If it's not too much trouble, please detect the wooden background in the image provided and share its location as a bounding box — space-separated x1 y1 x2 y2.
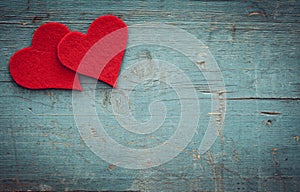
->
0 0 299 191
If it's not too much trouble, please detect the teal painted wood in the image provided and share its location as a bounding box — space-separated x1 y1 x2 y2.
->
0 0 299 191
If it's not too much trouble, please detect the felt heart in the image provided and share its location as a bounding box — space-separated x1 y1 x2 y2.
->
58 15 128 87
9 22 82 90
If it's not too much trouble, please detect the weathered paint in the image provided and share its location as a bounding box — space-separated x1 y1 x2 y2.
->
0 0 299 191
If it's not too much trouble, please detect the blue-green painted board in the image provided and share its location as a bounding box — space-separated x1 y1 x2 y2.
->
0 0 299 191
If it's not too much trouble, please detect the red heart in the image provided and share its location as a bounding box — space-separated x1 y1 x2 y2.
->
58 15 128 87
9 22 82 90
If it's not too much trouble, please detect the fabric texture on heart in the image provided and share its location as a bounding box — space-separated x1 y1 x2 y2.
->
9 22 82 90
58 15 128 87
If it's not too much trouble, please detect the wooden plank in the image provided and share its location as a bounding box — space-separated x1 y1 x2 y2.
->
0 0 299 191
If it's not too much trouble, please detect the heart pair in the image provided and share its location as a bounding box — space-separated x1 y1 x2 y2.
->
9 15 128 91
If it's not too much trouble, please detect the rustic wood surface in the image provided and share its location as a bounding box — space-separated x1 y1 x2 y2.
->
0 0 299 191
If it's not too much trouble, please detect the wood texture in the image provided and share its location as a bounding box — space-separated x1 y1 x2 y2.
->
0 0 299 191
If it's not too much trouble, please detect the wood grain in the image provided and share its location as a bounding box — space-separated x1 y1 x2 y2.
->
0 0 299 191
